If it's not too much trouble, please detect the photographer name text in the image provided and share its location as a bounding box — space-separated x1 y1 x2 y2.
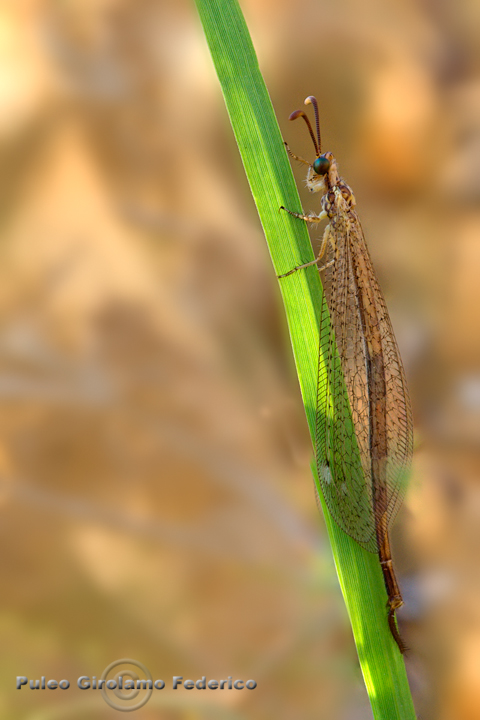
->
16 675 257 691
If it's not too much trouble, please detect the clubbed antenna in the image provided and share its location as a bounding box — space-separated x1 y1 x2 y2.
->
304 96 322 154
288 109 319 156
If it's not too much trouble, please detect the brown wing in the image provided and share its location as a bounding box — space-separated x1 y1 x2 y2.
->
315 212 413 553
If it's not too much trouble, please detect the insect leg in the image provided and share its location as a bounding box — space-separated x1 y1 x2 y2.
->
284 142 310 166
280 207 327 224
277 219 332 278
316 223 332 264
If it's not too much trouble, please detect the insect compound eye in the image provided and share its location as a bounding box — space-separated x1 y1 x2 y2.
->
313 156 330 176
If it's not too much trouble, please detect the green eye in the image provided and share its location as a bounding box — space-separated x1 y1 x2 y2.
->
313 156 330 175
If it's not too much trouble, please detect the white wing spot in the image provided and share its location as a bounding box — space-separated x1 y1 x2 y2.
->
320 464 333 484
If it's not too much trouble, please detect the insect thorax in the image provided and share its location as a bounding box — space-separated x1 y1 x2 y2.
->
322 180 357 225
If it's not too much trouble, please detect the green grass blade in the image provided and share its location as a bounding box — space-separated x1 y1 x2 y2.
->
194 0 416 717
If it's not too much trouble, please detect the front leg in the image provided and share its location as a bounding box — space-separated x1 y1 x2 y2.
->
284 142 310 166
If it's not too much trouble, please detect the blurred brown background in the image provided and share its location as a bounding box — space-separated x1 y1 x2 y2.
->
0 0 479 718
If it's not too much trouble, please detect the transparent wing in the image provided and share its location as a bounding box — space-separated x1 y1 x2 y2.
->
315 213 413 553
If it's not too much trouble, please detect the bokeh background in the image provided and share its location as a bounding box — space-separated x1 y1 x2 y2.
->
0 0 479 718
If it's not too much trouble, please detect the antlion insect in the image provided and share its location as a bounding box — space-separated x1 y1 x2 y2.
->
278 96 413 653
